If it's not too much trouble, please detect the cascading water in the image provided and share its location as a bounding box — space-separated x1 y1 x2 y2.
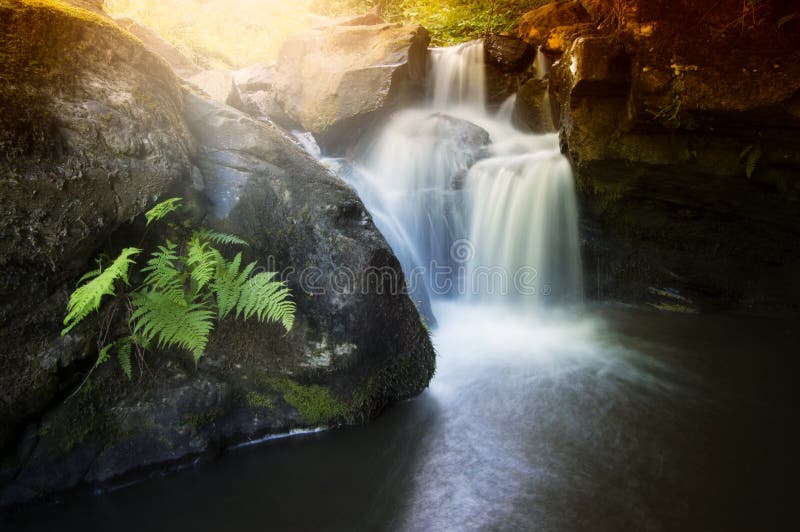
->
337 40 582 314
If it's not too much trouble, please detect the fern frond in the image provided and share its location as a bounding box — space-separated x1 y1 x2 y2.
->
198 230 249 247
213 252 256 319
96 344 112 367
141 242 187 305
236 272 295 331
145 197 182 226
186 236 218 293
131 290 215 361
116 337 133 379
62 247 141 335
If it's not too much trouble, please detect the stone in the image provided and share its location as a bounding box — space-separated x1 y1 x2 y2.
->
187 69 244 110
114 16 201 77
484 35 535 73
275 23 430 153
518 0 592 47
0 0 191 454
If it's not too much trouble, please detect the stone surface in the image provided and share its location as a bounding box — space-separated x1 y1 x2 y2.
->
518 0 592 47
542 0 800 311
232 63 296 127
114 16 201 77
513 78 556 133
187 69 244 110
0 0 191 454
275 22 430 153
484 34 535 73
0 2 434 506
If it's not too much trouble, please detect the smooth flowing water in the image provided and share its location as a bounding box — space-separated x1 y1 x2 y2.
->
4 42 796 532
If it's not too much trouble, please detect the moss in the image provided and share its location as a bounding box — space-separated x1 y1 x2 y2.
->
255 374 349 425
182 408 222 436
245 391 274 409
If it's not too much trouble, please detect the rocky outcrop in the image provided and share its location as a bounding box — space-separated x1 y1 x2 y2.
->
482 35 536 109
187 69 244 109
518 0 591 47
113 16 201 77
232 63 296 127
0 2 435 506
0 0 191 455
275 22 430 153
520 0 800 311
513 78 556 133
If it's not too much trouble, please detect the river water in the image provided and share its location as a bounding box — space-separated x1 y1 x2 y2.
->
5 305 796 531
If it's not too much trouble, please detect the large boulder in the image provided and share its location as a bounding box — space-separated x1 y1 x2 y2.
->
114 16 201 77
517 0 592 47
0 92 435 506
0 0 191 455
275 22 430 153
545 0 800 311
232 63 297 128
187 69 244 110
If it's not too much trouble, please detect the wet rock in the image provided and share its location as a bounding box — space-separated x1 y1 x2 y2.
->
0 0 191 454
484 35 535 73
275 22 430 153
513 78 556 133
232 63 297 127
518 0 592 47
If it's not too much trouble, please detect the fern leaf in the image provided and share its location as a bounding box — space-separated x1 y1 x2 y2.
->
131 290 215 362
145 197 182 226
141 242 187 305
62 247 141 335
116 337 133 379
236 272 296 331
213 252 256 319
746 146 761 179
198 230 249 247
186 236 218 293
95 343 112 367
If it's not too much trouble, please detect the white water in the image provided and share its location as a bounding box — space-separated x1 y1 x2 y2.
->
336 41 582 311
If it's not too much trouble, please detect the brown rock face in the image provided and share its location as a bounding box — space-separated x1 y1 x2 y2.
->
484 35 535 73
517 0 591 47
114 16 201 77
187 69 245 110
275 22 430 153
538 0 800 311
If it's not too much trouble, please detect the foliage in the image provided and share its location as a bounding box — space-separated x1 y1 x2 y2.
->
62 197 295 384
740 144 762 179
315 0 553 45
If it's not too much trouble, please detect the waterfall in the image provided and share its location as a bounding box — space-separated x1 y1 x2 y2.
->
334 40 582 316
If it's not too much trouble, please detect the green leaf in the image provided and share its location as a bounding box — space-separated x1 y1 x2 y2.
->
95 343 113 367
141 241 187 305
145 197 182 226
197 230 249 247
213 252 256 319
116 337 133 379
62 247 142 335
186 236 218 293
236 272 295 331
131 290 215 362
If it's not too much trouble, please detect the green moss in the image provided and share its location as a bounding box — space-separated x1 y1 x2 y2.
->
183 408 222 436
255 374 348 425
246 391 274 409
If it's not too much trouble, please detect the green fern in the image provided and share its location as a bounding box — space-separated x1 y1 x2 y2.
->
186 236 217 292
62 247 141 335
145 197 182 226
237 272 295 331
116 337 133 379
141 242 187 305
96 343 113 367
213 252 257 319
198 230 249 247
131 290 215 362
64 196 295 374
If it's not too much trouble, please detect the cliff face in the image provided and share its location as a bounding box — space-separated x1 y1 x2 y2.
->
520 0 800 311
0 0 434 505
